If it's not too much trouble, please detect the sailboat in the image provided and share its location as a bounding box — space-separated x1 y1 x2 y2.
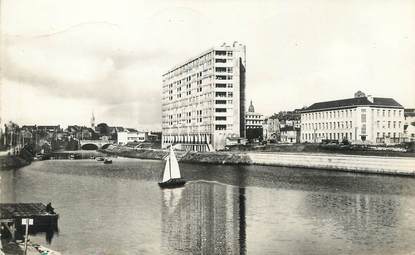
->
158 146 186 188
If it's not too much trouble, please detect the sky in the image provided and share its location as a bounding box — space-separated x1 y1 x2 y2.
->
1 0 414 131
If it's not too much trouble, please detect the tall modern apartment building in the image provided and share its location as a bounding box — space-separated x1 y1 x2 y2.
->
162 42 246 151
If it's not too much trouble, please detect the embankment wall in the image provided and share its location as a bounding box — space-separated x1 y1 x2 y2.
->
102 146 415 176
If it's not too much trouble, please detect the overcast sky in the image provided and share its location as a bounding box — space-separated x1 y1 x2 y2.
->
1 0 414 130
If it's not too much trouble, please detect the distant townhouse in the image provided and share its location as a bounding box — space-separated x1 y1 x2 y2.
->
276 110 301 129
262 117 280 142
37 125 61 133
147 132 162 142
280 126 300 143
300 91 404 144
66 125 96 140
245 100 264 141
263 110 301 143
404 108 415 142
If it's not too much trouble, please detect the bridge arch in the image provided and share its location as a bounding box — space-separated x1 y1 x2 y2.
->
81 143 99 150
101 144 111 149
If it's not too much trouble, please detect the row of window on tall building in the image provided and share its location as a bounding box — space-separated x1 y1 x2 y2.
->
303 121 354 130
303 132 353 141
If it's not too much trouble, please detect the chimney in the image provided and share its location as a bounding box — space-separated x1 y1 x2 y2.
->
367 95 374 103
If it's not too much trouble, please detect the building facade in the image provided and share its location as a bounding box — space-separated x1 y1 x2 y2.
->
404 108 415 142
280 126 300 143
162 42 246 151
300 92 404 144
117 130 147 145
262 117 280 142
245 100 263 141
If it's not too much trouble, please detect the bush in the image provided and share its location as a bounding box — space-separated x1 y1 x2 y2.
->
404 142 415 152
341 138 351 145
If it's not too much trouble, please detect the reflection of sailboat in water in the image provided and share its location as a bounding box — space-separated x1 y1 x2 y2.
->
159 146 186 188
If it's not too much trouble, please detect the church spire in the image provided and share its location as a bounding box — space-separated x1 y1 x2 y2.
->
90 111 95 128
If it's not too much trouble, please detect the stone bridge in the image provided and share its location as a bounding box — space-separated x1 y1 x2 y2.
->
79 140 114 150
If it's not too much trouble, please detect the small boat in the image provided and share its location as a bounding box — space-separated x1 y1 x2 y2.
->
103 158 112 164
96 157 104 161
158 146 186 188
70 154 81 160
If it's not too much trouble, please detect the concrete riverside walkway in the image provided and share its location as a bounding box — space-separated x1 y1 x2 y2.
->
247 152 415 176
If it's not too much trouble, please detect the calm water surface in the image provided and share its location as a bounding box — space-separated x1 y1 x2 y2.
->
1 157 415 255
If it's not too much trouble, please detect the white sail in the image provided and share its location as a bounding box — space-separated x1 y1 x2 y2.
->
169 147 181 179
161 155 171 182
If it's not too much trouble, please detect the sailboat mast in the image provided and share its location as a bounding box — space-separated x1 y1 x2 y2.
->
168 148 172 179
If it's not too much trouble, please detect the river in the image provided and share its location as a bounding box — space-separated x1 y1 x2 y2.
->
1 157 415 255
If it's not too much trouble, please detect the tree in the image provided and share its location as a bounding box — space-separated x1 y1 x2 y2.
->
96 123 111 136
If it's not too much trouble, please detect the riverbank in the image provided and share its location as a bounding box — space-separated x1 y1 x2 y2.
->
49 150 105 160
102 145 415 176
226 142 415 157
0 149 33 170
0 155 31 170
1 240 60 255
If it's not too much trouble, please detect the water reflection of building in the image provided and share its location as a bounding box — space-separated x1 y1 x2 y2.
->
161 183 245 254
304 192 400 246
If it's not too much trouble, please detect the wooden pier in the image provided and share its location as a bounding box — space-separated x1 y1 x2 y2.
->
0 203 58 241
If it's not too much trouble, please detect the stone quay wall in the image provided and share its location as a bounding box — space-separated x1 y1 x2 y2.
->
103 146 415 176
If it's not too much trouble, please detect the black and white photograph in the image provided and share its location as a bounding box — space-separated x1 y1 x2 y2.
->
1 0 415 254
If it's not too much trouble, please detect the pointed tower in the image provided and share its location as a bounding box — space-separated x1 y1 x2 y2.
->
248 100 255 113
90 111 95 128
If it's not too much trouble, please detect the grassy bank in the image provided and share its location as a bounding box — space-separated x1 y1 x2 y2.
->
101 145 252 164
180 151 252 165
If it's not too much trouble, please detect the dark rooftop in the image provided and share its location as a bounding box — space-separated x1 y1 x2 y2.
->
405 109 415 117
303 97 403 112
0 203 55 219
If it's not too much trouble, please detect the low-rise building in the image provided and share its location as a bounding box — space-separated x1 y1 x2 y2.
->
280 126 300 143
226 136 247 147
147 132 162 142
117 129 147 145
300 91 404 144
404 109 415 142
275 110 301 129
245 100 264 141
262 117 280 142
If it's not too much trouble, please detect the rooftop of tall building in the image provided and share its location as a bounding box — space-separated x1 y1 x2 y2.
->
303 92 403 112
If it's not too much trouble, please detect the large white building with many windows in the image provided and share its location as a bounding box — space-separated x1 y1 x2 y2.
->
300 92 404 144
162 42 246 151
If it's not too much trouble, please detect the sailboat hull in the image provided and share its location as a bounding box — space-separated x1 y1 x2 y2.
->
158 178 186 189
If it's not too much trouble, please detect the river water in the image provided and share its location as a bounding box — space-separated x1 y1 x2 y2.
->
1 157 415 255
